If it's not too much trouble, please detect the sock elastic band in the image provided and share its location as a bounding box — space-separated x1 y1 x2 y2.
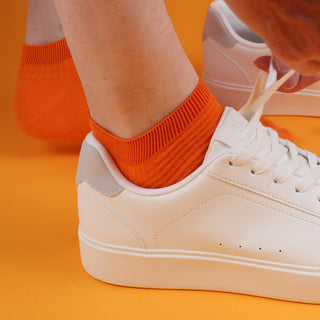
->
90 78 217 165
90 78 224 188
21 38 71 64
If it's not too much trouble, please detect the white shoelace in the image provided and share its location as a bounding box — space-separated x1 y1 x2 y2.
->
229 62 320 197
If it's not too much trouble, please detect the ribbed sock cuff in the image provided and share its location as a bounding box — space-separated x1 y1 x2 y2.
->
90 78 221 165
21 38 71 64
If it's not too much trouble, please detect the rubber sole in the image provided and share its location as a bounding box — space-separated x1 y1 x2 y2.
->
79 228 320 303
203 73 320 117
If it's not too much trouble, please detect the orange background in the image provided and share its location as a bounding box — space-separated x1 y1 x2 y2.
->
1 0 320 319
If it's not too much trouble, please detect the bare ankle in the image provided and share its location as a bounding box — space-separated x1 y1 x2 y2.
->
25 0 64 45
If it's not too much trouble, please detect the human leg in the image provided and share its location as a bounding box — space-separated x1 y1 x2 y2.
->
14 0 90 141
25 0 64 45
52 0 223 187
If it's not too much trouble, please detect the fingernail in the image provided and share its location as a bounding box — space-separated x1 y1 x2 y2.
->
253 57 270 72
254 59 263 69
282 72 299 90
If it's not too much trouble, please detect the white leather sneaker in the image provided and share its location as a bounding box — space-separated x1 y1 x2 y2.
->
76 69 320 303
202 0 320 117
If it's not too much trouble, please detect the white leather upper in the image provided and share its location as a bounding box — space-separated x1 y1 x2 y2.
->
78 106 320 267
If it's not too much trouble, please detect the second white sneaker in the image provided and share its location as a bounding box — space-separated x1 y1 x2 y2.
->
202 0 320 117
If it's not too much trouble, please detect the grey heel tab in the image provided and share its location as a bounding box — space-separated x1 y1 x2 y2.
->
76 140 124 196
202 3 236 47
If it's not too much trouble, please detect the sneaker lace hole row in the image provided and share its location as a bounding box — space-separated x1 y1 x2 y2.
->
218 243 284 253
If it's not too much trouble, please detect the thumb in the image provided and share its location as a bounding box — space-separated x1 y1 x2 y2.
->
274 58 299 90
254 56 270 73
254 56 299 92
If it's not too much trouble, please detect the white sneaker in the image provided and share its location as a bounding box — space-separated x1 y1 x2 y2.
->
202 0 320 117
76 69 320 303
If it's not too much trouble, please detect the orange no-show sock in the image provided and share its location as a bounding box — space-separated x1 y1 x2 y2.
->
90 78 224 188
14 38 90 141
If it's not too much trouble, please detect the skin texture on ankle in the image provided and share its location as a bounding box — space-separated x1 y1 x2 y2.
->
26 0 64 45
52 0 198 138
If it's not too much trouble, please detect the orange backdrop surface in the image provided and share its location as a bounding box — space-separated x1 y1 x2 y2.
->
1 1 320 319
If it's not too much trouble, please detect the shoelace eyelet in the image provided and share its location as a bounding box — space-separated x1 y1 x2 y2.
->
251 169 256 175
295 188 302 194
229 160 234 166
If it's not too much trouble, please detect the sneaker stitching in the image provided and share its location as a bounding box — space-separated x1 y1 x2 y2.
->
155 192 320 248
80 178 123 196
82 189 145 249
207 169 319 215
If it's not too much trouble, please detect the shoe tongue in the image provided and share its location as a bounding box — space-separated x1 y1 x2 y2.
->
203 107 248 164
214 107 249 145
204 108 315 181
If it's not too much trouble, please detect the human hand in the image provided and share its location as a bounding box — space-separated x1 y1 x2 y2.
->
254 56 320 93
225 0 320 92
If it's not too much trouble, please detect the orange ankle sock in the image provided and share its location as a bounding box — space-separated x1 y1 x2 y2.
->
90 79 223 188
14 38 90 141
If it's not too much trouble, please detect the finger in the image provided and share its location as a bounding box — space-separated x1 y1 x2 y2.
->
254 56 320 92
254 56 271 73
279 74 320 93
274 58 299 91
254 56 299 91
284 60 320 77
275 58 320 92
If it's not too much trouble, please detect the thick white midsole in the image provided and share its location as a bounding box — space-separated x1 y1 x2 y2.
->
79 227 320 303
203 73 320 117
